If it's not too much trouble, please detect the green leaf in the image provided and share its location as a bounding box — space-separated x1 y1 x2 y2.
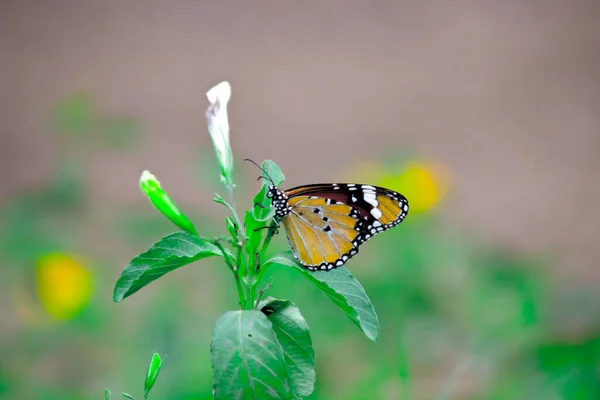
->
263 251 380 341
144 353 165 398
260 160 285 187
225 217 238 243
252 184 275 222
210 310 293 400
244 209 265 266
259 297 315 397
113 232 223 302
104 389 112 400
244 160 285 266
249 159 285 217
122 393 135 400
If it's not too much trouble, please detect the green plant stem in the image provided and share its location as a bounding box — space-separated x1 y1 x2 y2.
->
234 273 246 310
212 240 235 273
247 251 261 310
213 240 247 309
225 186 251 276
253 281 272 310
259 223 277 263
221 184 277 311
219 183 256 310
246 285 255 310
225 184 245 242
256 223 278 283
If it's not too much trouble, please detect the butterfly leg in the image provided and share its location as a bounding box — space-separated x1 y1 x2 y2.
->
253 224 279 234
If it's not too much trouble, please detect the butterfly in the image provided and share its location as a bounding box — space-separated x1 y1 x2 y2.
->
264 178 409 271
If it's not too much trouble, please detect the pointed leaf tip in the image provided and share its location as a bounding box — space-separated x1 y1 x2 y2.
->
144 353 165 397
263 252 380 341
113 232 222 302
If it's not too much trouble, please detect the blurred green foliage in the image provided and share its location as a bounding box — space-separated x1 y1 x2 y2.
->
1 95 599 399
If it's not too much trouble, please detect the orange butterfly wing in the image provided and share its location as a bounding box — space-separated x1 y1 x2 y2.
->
277 184 408 270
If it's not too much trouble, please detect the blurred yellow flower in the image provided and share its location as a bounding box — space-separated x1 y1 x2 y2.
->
36 253 92 320
384 161 450 213
347 159 451 214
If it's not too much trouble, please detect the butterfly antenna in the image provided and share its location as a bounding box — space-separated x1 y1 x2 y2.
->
244 158 275 185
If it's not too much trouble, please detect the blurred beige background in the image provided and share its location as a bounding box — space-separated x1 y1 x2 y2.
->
2 0 599 277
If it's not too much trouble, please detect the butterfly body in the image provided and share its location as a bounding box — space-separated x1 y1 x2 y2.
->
267 183 409 271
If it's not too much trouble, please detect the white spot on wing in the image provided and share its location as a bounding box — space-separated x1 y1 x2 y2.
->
370 207 383 218
364 194 378 207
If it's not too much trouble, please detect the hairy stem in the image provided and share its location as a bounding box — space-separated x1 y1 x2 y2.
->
256 222 278 283
213 240 247 309
224 183 259 310
225 184 245 242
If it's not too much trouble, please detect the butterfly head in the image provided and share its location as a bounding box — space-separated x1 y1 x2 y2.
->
267 185 290 218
